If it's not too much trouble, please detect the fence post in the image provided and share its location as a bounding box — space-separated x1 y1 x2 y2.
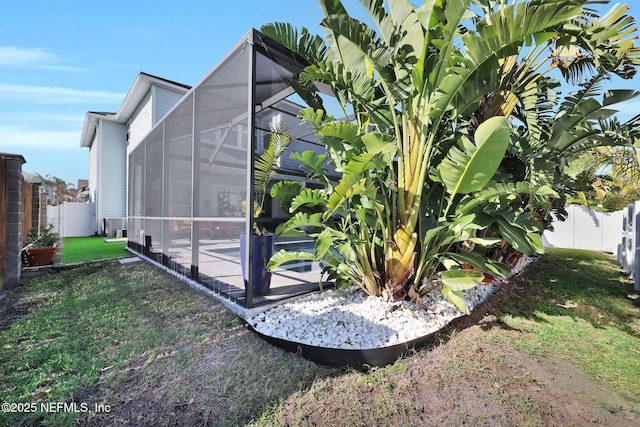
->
3 155 25 286
634 201 640 292
618 209 628 271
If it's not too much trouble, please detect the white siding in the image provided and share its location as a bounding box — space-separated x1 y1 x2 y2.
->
98 120 127 229
88 133 98 203
127 90 152 154
155 86 186 123
125 86 185 156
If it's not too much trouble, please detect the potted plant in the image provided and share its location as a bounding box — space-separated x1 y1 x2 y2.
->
240 120 291 295
23 224 59 266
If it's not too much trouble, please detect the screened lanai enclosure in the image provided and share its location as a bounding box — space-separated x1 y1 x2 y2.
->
128 29 340 309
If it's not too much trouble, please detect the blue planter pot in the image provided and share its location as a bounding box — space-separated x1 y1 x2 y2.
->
240 233 274 295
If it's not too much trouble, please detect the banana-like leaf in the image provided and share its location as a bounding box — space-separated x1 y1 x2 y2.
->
603 89 639 107
444 251 486 270
324 175 368 219
438 116 511 195
320 14 392 78
453 213 487 230
495 216 542 254
483 258 513 278
355 196 383 227
300 107 332 128
440 269 483 291
268 250 316 271
432 0 582 128
457 181 557 216
314 227 352 260
468 237 503 247
344 152 388 174
259 23 328 67
441 286 470 315
445 252 513 278
318 121 362 147
290 151 329 181
271 181 304 214
276 212 326 236
359 132 396 172
440 268 483 315
526 232 544 254
290 188 328 213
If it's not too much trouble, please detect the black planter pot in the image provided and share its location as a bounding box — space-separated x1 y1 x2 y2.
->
240 233 274 295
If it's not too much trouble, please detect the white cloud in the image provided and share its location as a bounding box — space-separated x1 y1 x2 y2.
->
0 46 55 66
0 84 125 105
2 111 85 125
0 46 79 70
0 125 82 150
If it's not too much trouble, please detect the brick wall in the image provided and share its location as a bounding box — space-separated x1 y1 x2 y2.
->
1 153 38 289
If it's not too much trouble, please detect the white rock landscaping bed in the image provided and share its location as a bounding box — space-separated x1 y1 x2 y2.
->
248 257 536 350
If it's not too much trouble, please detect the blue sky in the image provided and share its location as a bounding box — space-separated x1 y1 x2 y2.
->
1 0 639 186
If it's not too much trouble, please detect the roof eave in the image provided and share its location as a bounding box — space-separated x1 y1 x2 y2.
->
114 72 190 123
79 112 116 148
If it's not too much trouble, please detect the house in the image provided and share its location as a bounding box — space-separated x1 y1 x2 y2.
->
80 72 191 236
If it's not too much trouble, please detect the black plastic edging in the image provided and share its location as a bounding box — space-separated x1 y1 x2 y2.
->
247 324 438 371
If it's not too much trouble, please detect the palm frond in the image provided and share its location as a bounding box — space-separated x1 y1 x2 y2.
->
253 121 291 218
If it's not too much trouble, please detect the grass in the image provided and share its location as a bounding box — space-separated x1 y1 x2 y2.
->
0 262 331 426
61 236 129 264
1 248 639 425
496 248 640 395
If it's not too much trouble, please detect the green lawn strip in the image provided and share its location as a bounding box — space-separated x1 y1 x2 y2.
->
498 248 640 397
0 264 219 426
0 262 330 426
62 237 128 264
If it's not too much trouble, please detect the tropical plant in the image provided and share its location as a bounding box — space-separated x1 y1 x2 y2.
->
462 1 640 231
262 0 639 313
26 224 59 249
497 74 640 230
564 146 640 211
251 120 292 235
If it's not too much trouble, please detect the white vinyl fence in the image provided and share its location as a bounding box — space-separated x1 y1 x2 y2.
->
542 202 640 292
47 202 96 238
542 205 624 253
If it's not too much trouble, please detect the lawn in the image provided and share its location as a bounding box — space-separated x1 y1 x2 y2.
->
61 236 129 264
1 249 639 426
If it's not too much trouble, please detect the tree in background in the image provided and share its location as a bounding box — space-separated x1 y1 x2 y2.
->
33 174 80 205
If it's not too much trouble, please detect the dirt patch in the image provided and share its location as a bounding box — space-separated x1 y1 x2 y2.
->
0 280 45 333
518 352 639 426
259 276 640 427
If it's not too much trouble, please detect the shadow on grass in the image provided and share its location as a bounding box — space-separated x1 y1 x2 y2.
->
495 249 640 337
428 248 640 347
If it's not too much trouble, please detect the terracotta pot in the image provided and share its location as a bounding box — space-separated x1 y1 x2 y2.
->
25 247 57 266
